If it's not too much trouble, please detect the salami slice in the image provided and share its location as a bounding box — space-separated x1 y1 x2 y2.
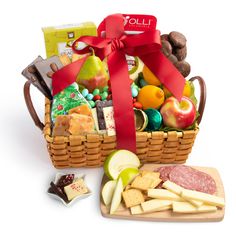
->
169 165 216 194
155 166 176 182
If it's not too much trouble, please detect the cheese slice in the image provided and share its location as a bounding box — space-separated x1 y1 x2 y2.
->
187 199 203 208
141 199 172 213
162 180 203 207
173 201 217 213
181 189 225 208
130 204 172 215
147 189 184 201
162 180 183 195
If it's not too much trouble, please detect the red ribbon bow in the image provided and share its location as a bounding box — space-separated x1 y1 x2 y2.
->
52 14 185 153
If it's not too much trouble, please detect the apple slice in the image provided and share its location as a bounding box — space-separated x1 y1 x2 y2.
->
104 150 140 180
118 167 139 187
110 177 123 214
101 180 117 206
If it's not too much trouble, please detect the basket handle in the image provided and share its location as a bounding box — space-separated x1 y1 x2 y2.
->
189 76 206 125
23 81 45 131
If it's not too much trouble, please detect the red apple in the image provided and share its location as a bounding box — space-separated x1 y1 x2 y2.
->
160 96 196 129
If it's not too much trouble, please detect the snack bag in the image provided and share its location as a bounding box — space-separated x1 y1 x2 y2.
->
51 83 89 122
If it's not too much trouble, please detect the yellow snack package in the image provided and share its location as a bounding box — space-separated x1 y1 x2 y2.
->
42 22 97 58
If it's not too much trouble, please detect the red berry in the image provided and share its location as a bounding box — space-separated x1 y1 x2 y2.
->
70 93 75 98
108 80 111 87
133 98 137 103
93 95 101 101
57 104 63 110
133 102 143 109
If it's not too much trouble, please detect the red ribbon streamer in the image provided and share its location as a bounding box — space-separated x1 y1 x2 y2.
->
52 14 185 153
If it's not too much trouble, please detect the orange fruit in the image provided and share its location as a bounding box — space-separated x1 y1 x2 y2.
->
142 65 161 86
137 85 165 110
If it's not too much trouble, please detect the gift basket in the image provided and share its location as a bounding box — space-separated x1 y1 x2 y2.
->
23 14 206 169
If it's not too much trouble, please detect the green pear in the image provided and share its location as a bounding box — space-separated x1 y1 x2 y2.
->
76 52 108 92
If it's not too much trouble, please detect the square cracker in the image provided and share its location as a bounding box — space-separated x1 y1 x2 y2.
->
122 189 144 208
142 171 162 188
141 171 160 179
131 176 154 190
131 173 162 190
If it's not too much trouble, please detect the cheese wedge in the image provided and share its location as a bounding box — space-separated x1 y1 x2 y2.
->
147 189 184 201
141 199 172 213
181 189 225 208
162 180 203 207
173 201 217 213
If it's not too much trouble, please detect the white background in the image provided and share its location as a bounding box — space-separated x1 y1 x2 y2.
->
1 0 236 235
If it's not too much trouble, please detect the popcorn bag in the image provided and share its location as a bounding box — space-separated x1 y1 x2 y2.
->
22 14 206 168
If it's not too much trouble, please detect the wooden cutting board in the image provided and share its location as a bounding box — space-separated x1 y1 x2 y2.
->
100 164 225 222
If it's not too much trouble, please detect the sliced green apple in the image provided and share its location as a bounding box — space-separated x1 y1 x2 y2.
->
104 150 140 180
118 167 139 187
110 177 123 214
101 180 117 206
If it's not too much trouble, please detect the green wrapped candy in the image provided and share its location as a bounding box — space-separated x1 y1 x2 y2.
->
51 83 90 122
144 108 162 131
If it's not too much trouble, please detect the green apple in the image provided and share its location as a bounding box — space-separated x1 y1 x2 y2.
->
110 177 123 214
104 150 140 180
118 167 139 187
101 180 117 206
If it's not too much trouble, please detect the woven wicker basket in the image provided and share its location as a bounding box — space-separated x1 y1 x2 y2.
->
24 76 206 169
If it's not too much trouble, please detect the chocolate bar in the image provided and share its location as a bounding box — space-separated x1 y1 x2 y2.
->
103 106 116 136
57 174 74 187
95 100 113 130
50 182 68 202
34 55 63 91
21 56 52 99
